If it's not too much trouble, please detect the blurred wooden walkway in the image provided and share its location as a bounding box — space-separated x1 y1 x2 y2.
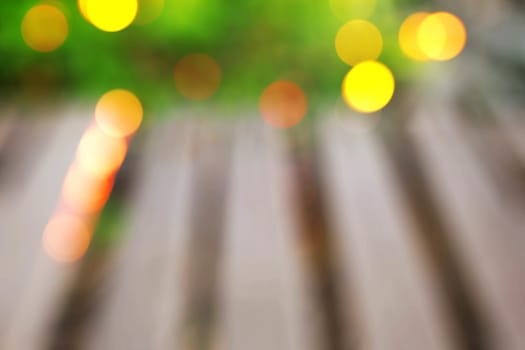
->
1 83 525 350
2 0 525 348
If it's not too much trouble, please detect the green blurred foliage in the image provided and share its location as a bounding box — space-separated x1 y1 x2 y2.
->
1 0 427 115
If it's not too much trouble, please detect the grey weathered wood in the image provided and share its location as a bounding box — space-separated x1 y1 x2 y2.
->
481 10 525 62
0 111 15 152
319 118 458 350
488 102 525 167
178 119 233 350
84 120 195 350
0 110 90 349
0 115 57 194
409 102 525 349
217 120 319 350
0 116 59 231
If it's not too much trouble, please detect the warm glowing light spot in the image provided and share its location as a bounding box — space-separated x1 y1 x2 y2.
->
174 54 222 101
62 164 114 214
335 20 383 66
21 4 68 53
259 81 308 129
418 12 467 61
399 12 430 61
43 214 92 263
342 61 395 114
135 0 165 25
329 0 377 21
85 0 138 32
95 89 143 138
76 126 127 178
78 0 89 20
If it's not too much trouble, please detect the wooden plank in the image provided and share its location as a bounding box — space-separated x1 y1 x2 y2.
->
179 120 232 350
0 114 59 238
0 117 50 334
319 118 458 350
0 110 90 349
488 102 525 167
0 108 15 152
217 121 319 350
84 120 195 350
0 113 56 194
409 102 525 349
482 10 525 63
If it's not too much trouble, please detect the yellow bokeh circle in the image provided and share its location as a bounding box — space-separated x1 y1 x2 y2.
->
399 12 430 61
342 61 395 114
95 89 143 138
418 12 467 61
78 0 89 20
85 0 138 32
335 20 383 66
21 4 68 53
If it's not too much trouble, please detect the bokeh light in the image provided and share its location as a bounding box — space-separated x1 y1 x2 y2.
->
62 164 114 214
76 125 128 178
399 12 430 61
43 214 92 263
21 4 68 53
41 92 136 264
335 20 383 66
135 0 165 25
95 89 143 138
78 0 89 20
329 0 377 21
85 0 138 32
342 61 395 114
259 80 307 129
174 54 222 101
418 12 467 61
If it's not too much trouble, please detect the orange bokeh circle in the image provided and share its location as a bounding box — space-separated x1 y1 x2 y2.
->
259 81 308 129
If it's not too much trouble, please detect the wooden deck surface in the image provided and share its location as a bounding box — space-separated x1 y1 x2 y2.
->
1 8 525 345
0 97 523 350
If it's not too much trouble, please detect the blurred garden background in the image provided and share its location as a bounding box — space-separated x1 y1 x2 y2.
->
3 0 514 119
